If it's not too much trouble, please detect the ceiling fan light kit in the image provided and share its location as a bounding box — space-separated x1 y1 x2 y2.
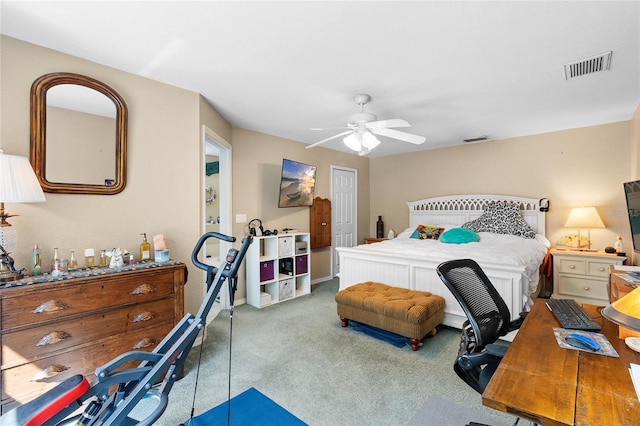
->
306 94 426 155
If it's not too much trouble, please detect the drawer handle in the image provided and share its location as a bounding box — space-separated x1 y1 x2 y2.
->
132 337 157 349
598 267 605 272
30 364 69 382
583 286 591 291
133 311 157 322
321 222 327 226
131 283 156 295
569 265 576 269
36 331 71 347
32 300 70 314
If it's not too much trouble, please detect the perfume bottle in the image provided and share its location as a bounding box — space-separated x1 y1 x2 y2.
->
99 249 108 267
140 233 151 261
31 244 41 275
51 247 62 276
68 250 78 269
85 248 95 267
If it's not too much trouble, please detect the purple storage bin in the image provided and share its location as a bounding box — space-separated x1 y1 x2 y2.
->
295 255 308 275
260 260 275 282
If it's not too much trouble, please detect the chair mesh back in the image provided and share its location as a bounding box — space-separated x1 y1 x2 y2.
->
437 259 512 350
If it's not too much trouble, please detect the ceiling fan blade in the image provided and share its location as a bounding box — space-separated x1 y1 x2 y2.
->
366 119 411 129
370 128 426 144
310 126 350 131
305 130 354 149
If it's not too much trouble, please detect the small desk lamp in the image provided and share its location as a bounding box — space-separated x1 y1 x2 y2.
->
602 287 640 352
0 150 46 282
564 206 605 250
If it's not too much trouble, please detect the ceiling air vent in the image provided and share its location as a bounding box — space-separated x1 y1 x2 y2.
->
463 136 488 143
564 51 612 80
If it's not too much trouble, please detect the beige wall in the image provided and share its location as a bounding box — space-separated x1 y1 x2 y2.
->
370 121 633 254
1 36 231 315
230 127 370 296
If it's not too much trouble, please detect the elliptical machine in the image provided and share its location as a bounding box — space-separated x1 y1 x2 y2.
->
0 232 252 426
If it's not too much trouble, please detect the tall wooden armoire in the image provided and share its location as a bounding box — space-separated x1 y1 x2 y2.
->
310 197 331 249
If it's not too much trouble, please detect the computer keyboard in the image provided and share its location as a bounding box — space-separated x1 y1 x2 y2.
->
545 298 602 331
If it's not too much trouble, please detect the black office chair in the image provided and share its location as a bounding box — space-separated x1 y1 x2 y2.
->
436 258 526 394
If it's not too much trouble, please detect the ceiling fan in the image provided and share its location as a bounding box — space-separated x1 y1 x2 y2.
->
306 94 426 156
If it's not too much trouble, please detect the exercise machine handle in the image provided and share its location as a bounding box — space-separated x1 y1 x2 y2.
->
191 232 236 271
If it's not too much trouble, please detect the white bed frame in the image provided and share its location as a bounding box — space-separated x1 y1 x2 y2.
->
336 194 546 329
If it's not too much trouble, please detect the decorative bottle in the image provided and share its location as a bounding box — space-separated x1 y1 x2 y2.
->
85 248 95 267
99 249 108 267
140 233 151 261
31 244 41 275
68 250 78 270
51 247 61 276
376 216 384 238
615 235 624 254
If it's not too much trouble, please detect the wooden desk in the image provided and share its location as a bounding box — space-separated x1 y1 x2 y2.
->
482 299 640 425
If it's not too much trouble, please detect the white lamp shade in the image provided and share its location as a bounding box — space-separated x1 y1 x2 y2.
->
0 152 46 203
362 131 381 150
564 207 605 228
343 133 361 152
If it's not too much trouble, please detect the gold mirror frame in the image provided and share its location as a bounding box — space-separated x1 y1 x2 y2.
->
30 72 127 195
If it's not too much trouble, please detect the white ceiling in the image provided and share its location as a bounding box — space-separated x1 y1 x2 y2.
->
2 1 639 157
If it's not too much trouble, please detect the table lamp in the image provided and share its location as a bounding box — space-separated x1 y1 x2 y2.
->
564 206 605 250
0 150 46 282
602 287 640 352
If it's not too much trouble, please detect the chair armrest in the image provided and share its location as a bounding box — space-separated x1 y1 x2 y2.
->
457 350 502 371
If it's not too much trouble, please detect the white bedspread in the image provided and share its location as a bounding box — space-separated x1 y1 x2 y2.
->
358 232 550 302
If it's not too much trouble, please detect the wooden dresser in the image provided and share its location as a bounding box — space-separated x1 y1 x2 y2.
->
0 261 187 414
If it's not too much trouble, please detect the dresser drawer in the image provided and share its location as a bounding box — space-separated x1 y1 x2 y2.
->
2 298 175 368
587 261 613 278
557 258 586 275
556 275 608 301
1 321 173 406
1 270 176 330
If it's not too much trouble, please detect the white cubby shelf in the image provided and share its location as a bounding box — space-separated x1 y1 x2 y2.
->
246 233 310 308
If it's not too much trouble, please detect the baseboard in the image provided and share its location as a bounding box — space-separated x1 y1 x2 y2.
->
312 276 334 285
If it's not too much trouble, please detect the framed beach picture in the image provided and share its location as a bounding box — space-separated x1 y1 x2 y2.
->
278 158 316 208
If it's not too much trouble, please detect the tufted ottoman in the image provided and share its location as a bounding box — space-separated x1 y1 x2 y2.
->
335 282 445 351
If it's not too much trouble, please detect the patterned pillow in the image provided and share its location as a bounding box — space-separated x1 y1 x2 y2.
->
462 201 536 239
410 224 445 240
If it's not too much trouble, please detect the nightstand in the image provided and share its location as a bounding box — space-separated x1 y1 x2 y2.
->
551 248 627 306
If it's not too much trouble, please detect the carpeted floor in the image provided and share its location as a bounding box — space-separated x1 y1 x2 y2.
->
151 278 515 425
408 395 512 426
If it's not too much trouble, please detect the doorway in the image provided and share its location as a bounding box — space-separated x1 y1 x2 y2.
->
202 125 232 311
331 166 357 277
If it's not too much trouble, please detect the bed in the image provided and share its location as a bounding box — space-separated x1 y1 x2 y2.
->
336 194 550 329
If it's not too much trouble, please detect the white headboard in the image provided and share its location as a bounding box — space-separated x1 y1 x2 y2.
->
406 194 546 236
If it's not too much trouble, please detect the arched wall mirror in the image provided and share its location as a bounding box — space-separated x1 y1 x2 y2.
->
30 72 127 194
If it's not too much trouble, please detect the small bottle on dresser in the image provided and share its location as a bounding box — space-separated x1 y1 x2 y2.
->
31 244 41 275
140 233 151 261
85 248 95 267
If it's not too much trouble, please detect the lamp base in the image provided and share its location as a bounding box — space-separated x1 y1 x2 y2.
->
0 254 24 283
0 268 23 283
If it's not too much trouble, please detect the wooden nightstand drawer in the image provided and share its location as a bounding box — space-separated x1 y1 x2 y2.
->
588 261 613 277
551 249 627 306
557 276 609 301
557 258 586 275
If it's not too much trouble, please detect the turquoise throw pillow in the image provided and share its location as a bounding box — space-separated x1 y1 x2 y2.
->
440 227 480 244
